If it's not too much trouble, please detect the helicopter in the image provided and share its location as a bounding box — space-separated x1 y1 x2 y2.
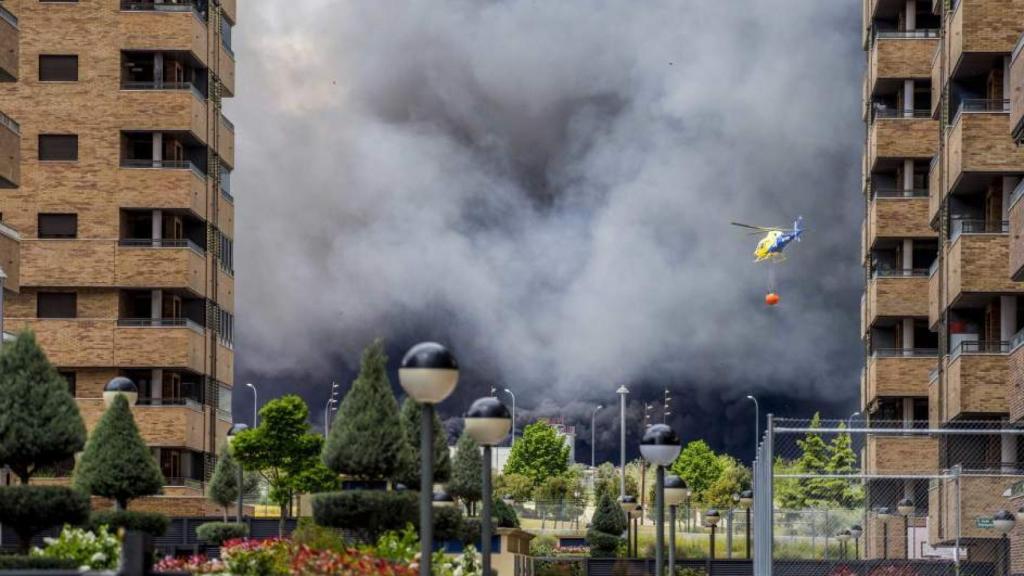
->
731 217 804 263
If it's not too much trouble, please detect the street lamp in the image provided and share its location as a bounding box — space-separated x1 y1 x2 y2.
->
245 382 258 426
103 376 139 408
665 475 688 576
876 507 893 559
432 490 457 508
465 396 512 576
399 342 459 576
641 424 682 576
591 405 603 468
746 395 759 452
849 524 863 560
705 509 721 561
632 505 643 556
502 388 516 447
836 529 851 560
323 382 339 435
0 266 6 347
739 490 753 559
619 495 638 557
617 386 629 499
993 509 1016 576
897 497 915 560
227 423 248 522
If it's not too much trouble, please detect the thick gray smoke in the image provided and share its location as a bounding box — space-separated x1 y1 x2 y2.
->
229 1 864 411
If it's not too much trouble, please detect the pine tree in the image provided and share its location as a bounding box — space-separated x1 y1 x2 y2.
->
75 394 165 510
447 432 482 515
586 492 626 557
323 340 411 481
795 413 831 506
823 423 861 507
503 421 569 487
399 397 451 486
207 450 259 521
0 331 86 483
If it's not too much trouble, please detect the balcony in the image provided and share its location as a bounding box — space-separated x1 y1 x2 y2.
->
944 0 1024 85
117 163 208 220
216 341 233 386
942 101 1024 197
930 475 1022 544
944 227 1024 307
1013 34 1024 145
120 1 209 67
0 222 18 293
217 115 234 168
868 31 938 96
1011 183 1024 280
866 270 930 324
119 84 209 145
868 112 938 171
216 267 234 312
867 188 933 248
865 434 939 475
220 0 236 24
115 239 207 295
0 111 19 189
218 43 235 97
940 341 1009 422
1010 335 1024 422
77 397 211 453
0 4 17 82
865 349 937 403
20 240 115 288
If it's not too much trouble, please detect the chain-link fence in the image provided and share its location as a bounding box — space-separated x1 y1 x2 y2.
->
753 416 1024 576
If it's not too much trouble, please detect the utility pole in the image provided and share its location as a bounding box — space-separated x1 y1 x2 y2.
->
617 386 629 499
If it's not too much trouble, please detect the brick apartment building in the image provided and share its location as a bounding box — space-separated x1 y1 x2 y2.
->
0 0 237 516
862 0 1024 568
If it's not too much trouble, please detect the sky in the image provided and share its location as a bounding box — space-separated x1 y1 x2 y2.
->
227 0 865 464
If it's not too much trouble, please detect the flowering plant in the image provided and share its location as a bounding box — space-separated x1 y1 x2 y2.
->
31 524 120 570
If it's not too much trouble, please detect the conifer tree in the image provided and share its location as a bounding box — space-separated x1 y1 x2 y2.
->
586 492 626 557
399 397 451 486
207 449 259 521
795 412 830 506
323 340 411 481
823 423 861 507
75 394 165 510
447 432 483 515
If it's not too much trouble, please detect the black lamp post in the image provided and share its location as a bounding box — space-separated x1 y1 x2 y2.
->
632 506 642 556
877 507 893 560
739 490 753 559
705 509 721 561
665 475 688 576
641 424 682 576
993 509 1016 576
850 525 863 560
836 529 851 560
897 498 915 560
399 343 459 576
619 496 638 557
227 423 248 522
465 397 512 576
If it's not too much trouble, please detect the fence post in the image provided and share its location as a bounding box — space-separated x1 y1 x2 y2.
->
952 464 961 572
119 531 153 576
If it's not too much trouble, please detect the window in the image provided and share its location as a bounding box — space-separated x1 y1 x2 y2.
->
37 292 76 319
214 306 233 345
39 55 78 82
58 371 76 396
216 230 233 273
38 213 77 238
38 134 78 161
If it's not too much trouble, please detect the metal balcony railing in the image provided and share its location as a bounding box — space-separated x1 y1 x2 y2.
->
871 348 939 357
1011 326 1024 352
136 397 203 410
956 462 1024 475
117 317 205 334
118 238 206 255
951 340 1010 357
872 268 930 278
121 158 207 179
0 110 20 136
121 81 205 101
929 258 940 277
950 218 1008 240
872 106 932 120
929 367 939 382
1011 179 1024 211
0 4 17 28
959 98 1011 114
120 0 204 20
164 477 205 490
873 187 929 198
874 29 940 40
220 114 235 132
863 419 932 431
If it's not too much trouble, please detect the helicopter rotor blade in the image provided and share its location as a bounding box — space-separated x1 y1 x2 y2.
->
732 222 783 232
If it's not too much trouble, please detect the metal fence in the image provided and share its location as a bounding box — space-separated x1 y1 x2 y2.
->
753 416 1024 576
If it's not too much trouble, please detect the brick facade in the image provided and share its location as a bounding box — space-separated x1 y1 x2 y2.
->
866 355 935 401
869 118 940 168
871 37 938 84
869 197 934 242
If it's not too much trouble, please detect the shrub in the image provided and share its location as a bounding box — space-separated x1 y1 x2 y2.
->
586 493 626 558
0 554 80 570
433 506 464 542
291 517 347 552
312 490 418 541
530 533 558 556
460 518 481 547
31 524 119 570
0 486 90 552
493 497 519 528
374 525 419 563
89 510 169 536
196 522 249 546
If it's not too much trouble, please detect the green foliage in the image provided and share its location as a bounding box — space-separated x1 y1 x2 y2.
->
231 395 326 534
88 510 168 537
586 492 625 557
207 449 260 520
703 456 752 508
594 462 637 504
530 534 558 556
774 413 862 510
31 524 119 570
434 545 481 576
312 490 418 541
0 486 90 553
373 524 419 563
823 423 863 507
460 518 480 546
433 506 464 541
0 555 80 570
503 421 570 487
793 412 830 506
447 432 482 512
323 340 411 482
399 397 451 486
290 518 346 552
494 472 534 503
670 440 724 505
74 394 164 508
196 522 249 545
493 496 519 528
0 331 86 484
221 540 291 576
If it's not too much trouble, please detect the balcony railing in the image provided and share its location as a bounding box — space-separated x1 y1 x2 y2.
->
135 397 203 410
118 238 206 255
951 340 1011 357
929 367 939 382
873 187 929 198
164 477 204 490
0 110 20 136
1012 326 1024 352
121 159 206 179
950 218 1008 240
864 419 931 430
871 348 939 357
956 462 1024 475
120 0 205 21
0 4 17 28
117 317 205 333
873 28 940 40
220 114 234 132
960 99 1011 114
121 81 205 101
872 107 932 120
872 268 930 278
929 258 940 277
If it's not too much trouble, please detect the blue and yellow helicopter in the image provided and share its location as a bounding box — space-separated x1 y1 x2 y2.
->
731 217 804 263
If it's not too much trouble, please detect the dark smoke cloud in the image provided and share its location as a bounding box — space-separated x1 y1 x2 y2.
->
228 0 864 461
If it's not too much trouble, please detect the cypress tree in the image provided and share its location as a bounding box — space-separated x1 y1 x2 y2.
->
399 397 451 486
323 340 411 481
0 331 85 483
824 423 861 507
795 412 830 506
447 432 482 515
207 450 259 521
75 394 165 510
586 492 626 557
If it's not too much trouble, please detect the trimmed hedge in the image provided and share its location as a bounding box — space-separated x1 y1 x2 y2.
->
0 486 90 552
89 510 169 536
0 555 80 570
460 518 481 547
433 506 463 542
196 522 249 545
313 490 418 541
493 498 519 528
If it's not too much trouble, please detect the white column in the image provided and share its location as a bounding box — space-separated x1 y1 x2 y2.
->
903 318 916 354
154 53 164 88
151 209 162 244
1002 296 1017 340
903 397 914 429
905 0 917 30
902 239 914 272
151 369 163 401
903 80 915 118
151 289 162 321
152 132 163 168
1004 177 1015 220
903 159 915 196
1002 433 1017 473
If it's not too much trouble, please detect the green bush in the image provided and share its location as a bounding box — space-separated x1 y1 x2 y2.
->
291 518 346 552
196 522 249 545
0 554 80 570
433 506 464 542
0 486 90 552
88 510 169 536
586 493 625 558
460 518 481 546
493 497 519 528
530 533 558 556
676 569 706 576
312 490 418 541
31 524 119 570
